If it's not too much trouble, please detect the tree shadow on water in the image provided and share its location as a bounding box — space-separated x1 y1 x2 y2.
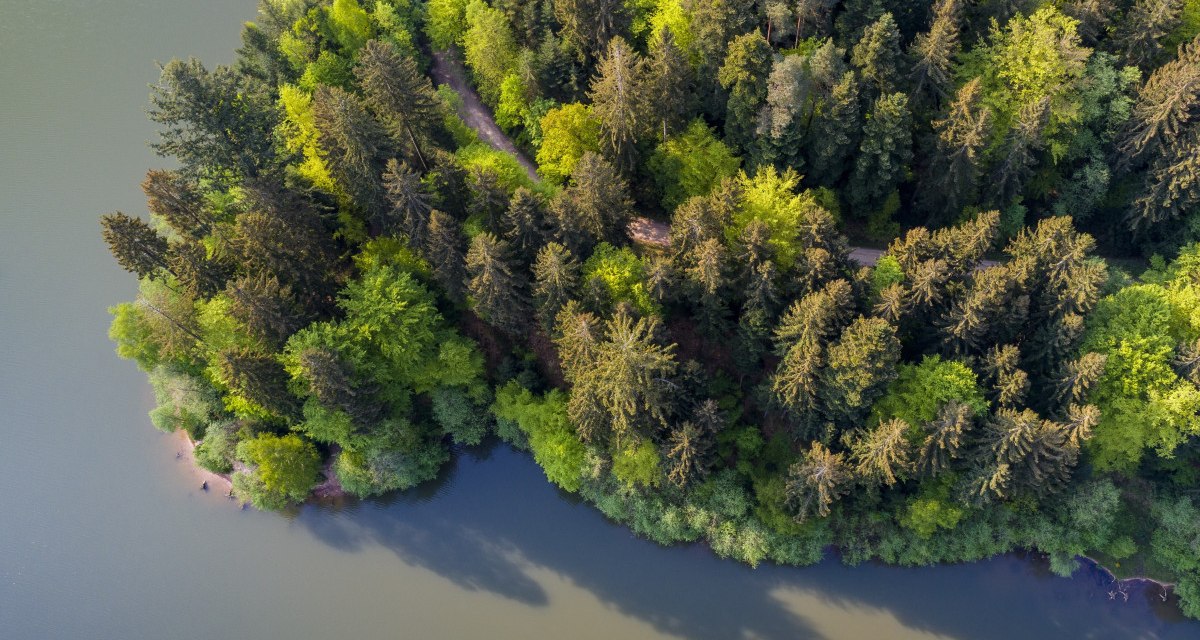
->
293 445 1200 640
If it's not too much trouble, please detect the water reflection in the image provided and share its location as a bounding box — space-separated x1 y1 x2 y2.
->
291 442 1199 640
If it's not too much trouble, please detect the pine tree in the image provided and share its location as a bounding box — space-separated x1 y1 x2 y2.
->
1062 0 1115 44
1130 125 1200 233
773 279 855 354
553 300 602 382
1116 34 1200 171
786 441 851 521
424 210 468 303
549 152 632 251
1053 352 1108 406
502 187 549 262
1175 338 1200 386
141 170 210 240
297 347 384 427
923 78 993 224
717 31 773 153
532 242 580 330
645 27 692 140
466 232 530 335
588 37 649 173
852 417 912 486
1116 0 1186 71
807 71 861 186
976 407 1078 499
217 347 299 420
988 97 1049 208
312 85 392 214
666 421 715 488
918 400 974 477
850 12 903 98
381 159 433 242
820 316 901 425
225 274 309 349
909 0 962 109
167 239 231 299
467 168 510 231
354 39 441 168
849 92 913 214
552 0 628 61
100 212 171 279
684 238 729 335
984 344 1030 408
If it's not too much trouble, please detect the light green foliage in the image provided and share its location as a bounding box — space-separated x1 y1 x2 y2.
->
425 0 469 48
725 166 823 271
536 103 601 183
647 119 740 211
235 433 322 509
278 84 339 194
299 50 354 90
462 0 518 105
108 302 161 371
327 0 374 52
193 421 238 474
495 73 530 131
493 382 586 492
436 85 481 148
581 243 657 314
870 255 904 297
455 143 536 192
334 432 448 496
1083 249 1200 470
901 479 965 538
612 438 662 489
147 365 222 439
872 356 988 428
1153 496 1200 615
647 0 694 60
959 6 1091 158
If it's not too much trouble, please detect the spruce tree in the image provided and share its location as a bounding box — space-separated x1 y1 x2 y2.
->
909 0 962 109
354 39 441 168
424 210 468 303
588 37 649 173
532 242 580 330
381 159 433 242
1116 0 1186 71
141 169 210 240
466 232 530 335
645 27 692 140
717 31 773 153
786 441 851 521
312 85 392 214
918 401 974 477
850 12 903 98
852 417 912 486
923 78 993 224
100 212 171 279
848 92 913 214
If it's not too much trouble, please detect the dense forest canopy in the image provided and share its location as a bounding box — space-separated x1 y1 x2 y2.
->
103 0 1200 616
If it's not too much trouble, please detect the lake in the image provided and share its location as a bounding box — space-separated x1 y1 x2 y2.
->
1 1 1198 638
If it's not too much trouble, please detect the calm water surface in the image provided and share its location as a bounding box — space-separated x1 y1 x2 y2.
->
2 2 1199 638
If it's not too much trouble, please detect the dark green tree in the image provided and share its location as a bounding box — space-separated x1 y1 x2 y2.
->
918 400 974 477
532 242 580 330
424 210 468 302
502 187 549 262
922 78 993 224
354 39 442 168
588 37 649 173
848 92 913 214
645 26 692 140
549 151 632 251
100 212 171 279
908 0 962 110
1116 0 1186 70
717 31 773 153
466 232 530 334
381 159 433 242
312 85 392 214
225 273 309 349
850 12 903 98
141 170 210 240
217 347 299 420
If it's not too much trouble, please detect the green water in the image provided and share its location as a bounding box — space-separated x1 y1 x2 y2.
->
1 2 1198 638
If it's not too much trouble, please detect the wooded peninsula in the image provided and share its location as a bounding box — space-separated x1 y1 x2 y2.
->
101 0 1200 616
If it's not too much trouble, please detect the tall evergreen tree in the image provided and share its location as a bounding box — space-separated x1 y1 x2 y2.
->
225 273 309 349
1116 34 1200 172
466 232 530 335
918 400 974 477
852 417 912 486
502 187 549 262
645 27 692 140
717 32 773 153
786 441 851 521
807 71 861 186
922 78 993 224
312 85 392 214
381 159 433 242
533 242 580 330
549 152 633 251
100 213 171 279
424 210 468 303
848 92 913 214
850 12 904 98
1116 0 1186 71
588 37 649 174
141 169 210 240
354 39 442 169
908 0 962 110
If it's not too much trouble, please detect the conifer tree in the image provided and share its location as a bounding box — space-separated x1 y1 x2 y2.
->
1116 0 1186 70
666 421 715 488
909 0 962 109
717 31 773 153
381 159 433 242
852 417 912 486
549 152 632 251
100 212 171 279
984 344 1030 408
533 242 580 330
218 347 300 420
1054 352 1108 406
354 39 441 168
918 400 974 477
645 27 692 140
807 71 861 186
297 347 384 427
988 98 1050 208
786 441 851 521
312 85 392 214
225 274 309 349
848 92 913 214
850 12 903 98
466 232 530 335
502 187 549 262
424 210 468 303
1175 338 1200 386
1116 34 1200 172
141 170 210 240
821 316 901 425
588 37 649 173
923 78 993 224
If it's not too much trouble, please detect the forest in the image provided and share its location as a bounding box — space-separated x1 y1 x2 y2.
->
100 0 1200 615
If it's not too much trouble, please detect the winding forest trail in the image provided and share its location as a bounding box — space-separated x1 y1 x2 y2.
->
429 49 997 268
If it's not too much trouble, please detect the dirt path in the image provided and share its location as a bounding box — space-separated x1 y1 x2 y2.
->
430 50 539 182
427 50 997 269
